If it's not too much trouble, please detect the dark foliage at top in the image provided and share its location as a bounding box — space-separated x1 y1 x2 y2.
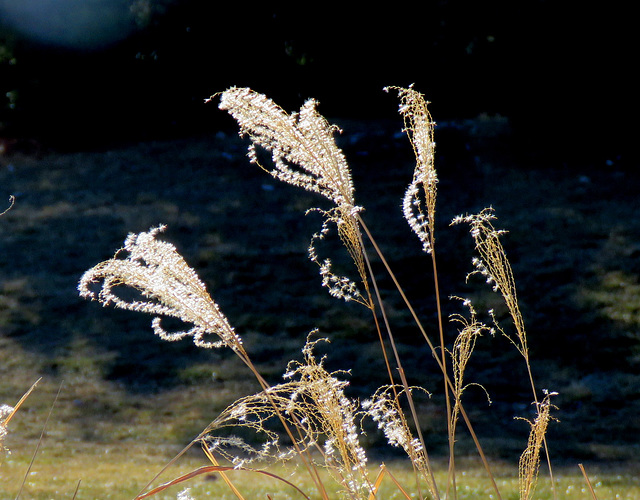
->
0 1 636 167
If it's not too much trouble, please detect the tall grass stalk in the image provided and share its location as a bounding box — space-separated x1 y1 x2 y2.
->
77 86 559 499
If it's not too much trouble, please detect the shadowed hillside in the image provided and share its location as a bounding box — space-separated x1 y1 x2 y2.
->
1 110 639 464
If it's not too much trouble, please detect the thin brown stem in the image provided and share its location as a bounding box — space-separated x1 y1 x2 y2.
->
431 248 457 500
358 214 503 500
359 234 437 500
578 464 599 500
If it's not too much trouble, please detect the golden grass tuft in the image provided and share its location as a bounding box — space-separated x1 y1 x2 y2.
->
518 392 558 500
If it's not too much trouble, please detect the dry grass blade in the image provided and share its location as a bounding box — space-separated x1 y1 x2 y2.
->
135 438 200 498
578 464 599 500
368 465 387 500
202 446 245 500
16 381 62 500
134 465 239 500
1 378 41 429
134 464 312 500
370 464 413 500
71 480 81 500
1 379 41 473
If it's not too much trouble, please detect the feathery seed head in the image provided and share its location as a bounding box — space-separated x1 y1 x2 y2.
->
217 87 356 212
452 208 528 356
364 385 431 475
202 334 372 496
305 210 370 307
78 225 242 351
217 87 371 307
449 297 492 431
363 384 439 500
386 85 438 254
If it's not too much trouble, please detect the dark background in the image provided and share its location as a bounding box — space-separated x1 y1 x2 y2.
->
0 1 636 167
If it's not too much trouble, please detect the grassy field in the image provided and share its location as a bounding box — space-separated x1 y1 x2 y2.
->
3 447 640 499
2 106 640 498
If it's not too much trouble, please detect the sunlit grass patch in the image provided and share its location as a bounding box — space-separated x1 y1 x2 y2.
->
2 453 639 499
0 442 204 499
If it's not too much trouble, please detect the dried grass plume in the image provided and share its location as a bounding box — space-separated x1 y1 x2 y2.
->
386 86 437 254
78 225 243 351
215 87 370 306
